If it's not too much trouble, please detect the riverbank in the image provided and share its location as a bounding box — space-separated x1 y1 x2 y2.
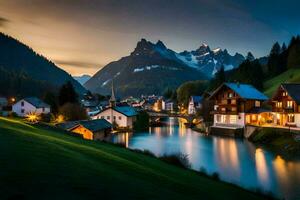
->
249 127 300 158
0 117 271 200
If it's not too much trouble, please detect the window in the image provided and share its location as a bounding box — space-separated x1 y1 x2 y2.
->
42 107 45 112
231 107 237 112
231 99 236 105
255 101 261 107
283 92 288 97
228 93 233 98
21 101 24 106
113 116 116 120
288 114 295 122
107 116 110 120
229 115 237 124
101 116 104 119
21 109 24 113
287 101 293 108
276 102 282 108
118 116 122 120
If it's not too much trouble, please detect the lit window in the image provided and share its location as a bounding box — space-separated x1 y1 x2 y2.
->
228 93 233 98
288 114 295 122
276 102 282 108
283 92 288 97
229 115 237 124
287 101 293 108
231 99 236 104
255 101 261 107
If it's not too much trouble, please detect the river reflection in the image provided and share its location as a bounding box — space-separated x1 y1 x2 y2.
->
107 118 300 200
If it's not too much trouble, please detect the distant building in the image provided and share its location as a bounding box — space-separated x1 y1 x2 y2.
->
188 96 203 115
164 99 174 111
12 97 50 117
269 83 300 127
57 119 112 140
209 83 268 129
92 83 137 128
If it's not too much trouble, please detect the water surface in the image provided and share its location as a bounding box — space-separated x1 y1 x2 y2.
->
108 118 300 200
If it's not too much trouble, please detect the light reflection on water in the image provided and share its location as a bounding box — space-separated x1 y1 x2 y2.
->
108 117 300 200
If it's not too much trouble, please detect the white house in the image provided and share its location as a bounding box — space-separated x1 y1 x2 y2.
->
188 96 203 115
92 82 137 128
12 97 50 117
92 106 137 128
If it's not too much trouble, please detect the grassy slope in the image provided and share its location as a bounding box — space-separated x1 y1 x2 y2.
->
0 117 266 200
264 68 300 97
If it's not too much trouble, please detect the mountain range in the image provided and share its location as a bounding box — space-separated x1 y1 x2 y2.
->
0 33 86 97
85 39 246 96
73 75 91 85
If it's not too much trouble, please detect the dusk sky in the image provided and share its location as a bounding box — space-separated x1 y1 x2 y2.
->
0 0 299 76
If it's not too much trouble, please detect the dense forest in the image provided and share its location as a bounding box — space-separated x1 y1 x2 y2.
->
0 32 85 97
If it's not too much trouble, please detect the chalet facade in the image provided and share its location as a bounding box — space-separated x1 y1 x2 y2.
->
188 96 202 115
209 83 268 129
12 97 50 117
57 119 112 140
269 83 300 127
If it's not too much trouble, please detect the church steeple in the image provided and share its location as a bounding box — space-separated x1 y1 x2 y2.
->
109 81 116 107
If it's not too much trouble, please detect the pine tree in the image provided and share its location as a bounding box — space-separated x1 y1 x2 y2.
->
58 81 78 106
246 52 255 61
267 42 281 76
287 36 300 69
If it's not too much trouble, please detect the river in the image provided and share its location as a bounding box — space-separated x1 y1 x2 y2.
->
107 117 300 200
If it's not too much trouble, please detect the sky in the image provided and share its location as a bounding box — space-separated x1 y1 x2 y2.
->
0 0 299 76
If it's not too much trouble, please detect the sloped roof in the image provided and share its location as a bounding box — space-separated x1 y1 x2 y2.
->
24 97 50 108
191 96 203 103
281 83 300 104
79 119 112 132
114 106 137 117
222 83 268 101
57 119 112 132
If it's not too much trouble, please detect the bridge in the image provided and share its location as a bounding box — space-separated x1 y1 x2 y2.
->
147 111 199 126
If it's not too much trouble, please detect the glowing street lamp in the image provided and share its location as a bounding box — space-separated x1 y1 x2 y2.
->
26 112 40 123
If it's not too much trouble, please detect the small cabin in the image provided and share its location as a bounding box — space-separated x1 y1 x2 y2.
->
58 119 112 140
269 83 300 127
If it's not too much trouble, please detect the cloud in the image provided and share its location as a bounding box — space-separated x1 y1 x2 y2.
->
54 59 101 69
0 16 10 27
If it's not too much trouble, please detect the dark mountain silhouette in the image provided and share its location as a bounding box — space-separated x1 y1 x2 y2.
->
0 32 86 97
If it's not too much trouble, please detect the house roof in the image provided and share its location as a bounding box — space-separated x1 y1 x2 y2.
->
57 119 112 133
191 96 203 103
114 106 137 117
210 83 268 101
281 83 300 104
23 97 50 108
79 119 112 132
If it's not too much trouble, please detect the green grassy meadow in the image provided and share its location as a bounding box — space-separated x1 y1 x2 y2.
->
0 117 267 200
264 68 300 97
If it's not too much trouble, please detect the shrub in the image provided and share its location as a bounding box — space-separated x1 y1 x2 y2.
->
159 153 191 169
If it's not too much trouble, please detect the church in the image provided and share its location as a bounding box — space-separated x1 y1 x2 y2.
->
92 83 137 129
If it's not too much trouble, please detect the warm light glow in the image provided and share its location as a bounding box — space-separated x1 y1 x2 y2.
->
56 115 65 123
26 112 40 123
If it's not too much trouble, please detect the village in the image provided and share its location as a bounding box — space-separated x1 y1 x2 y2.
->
1 81 300 141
